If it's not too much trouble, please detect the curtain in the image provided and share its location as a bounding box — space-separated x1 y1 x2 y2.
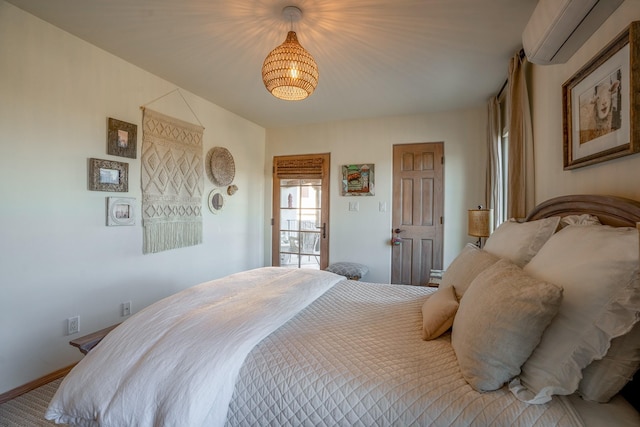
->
506 52 535 219
274 155 325 179
486 96 503 229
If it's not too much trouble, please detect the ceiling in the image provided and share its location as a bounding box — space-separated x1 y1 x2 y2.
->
6 0 538 128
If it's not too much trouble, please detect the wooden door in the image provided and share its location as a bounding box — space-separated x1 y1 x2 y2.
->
272 153 330 269
391 143 444 285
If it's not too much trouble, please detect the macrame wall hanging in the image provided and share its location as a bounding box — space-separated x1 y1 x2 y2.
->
141 107 204 253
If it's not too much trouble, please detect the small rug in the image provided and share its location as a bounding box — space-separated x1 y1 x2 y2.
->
0 378 61 426
141 108 204 253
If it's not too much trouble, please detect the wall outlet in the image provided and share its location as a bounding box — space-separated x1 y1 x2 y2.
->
121 301 132 317
67 316 80 335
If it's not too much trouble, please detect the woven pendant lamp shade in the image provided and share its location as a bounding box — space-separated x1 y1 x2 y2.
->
262 31 319 101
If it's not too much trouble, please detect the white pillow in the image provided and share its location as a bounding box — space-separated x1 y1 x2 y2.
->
559 214 601 229
440 243 499 300
451 259 563 392
579 320 640 402
510 225 640 404
483 217 560 267
421 285 459 340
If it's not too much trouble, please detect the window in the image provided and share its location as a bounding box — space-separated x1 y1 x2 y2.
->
498 91 509 224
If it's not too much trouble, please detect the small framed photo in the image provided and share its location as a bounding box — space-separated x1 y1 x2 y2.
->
89 158 128 192
107 117 137 159
341 164 374 196
107 197 136 226
562 22 640 170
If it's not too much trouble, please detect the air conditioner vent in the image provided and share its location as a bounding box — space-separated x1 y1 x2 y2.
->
523 0 623 65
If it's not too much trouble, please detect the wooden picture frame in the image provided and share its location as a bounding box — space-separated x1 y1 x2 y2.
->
107 197 136 226
562 21 640 170
341 164 374 196
89 158 128 192
107 117 137 159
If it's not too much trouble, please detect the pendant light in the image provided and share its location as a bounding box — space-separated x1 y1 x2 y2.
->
261 6 319 101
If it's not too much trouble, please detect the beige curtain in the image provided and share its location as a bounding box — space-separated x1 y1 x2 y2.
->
486 96 503 229
506 52 535 219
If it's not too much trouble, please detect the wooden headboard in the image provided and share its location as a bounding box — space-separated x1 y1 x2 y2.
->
526 194 640 412
525 194 640 227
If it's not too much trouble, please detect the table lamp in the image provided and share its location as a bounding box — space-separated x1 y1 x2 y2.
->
468 206 493 248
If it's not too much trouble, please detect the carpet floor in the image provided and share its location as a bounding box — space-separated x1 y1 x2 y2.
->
0 378 61 426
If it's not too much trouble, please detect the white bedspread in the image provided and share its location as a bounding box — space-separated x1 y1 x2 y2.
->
45 267 343 427
226 280 585 427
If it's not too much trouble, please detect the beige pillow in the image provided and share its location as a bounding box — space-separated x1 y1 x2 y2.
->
421 286 459 340
440 243 499 300
511 225 640 404
483 216 560 267
452 259 563 392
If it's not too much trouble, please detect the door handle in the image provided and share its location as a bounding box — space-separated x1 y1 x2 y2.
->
391 228 403 246
316 223 326 238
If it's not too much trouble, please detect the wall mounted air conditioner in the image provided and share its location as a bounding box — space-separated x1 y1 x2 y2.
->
523 0 623 65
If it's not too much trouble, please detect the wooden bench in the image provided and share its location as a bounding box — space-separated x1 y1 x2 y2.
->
69 323 120 355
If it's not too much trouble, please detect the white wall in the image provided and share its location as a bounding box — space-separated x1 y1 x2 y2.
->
0 2 266 394
265 109 488 283
531 0 640 202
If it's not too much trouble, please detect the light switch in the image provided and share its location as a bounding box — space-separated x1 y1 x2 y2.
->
349 201 359 212
379 201 387 212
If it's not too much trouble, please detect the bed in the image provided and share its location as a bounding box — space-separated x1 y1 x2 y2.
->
45 194 640 426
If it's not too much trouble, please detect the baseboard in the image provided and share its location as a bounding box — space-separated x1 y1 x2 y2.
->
0 364 75 404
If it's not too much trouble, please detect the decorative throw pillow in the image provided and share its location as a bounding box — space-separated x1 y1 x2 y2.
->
451 259 563 392
579 320 640 402
325 262 369 280
510 225 640 404
421 285 459 340
483 216 560 267
440 243 499 300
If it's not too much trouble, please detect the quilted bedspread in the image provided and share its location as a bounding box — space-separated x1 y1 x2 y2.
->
225 280 583 427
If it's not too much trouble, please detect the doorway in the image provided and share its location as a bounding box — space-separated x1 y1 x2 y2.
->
391 142 444 285
272 153 330 269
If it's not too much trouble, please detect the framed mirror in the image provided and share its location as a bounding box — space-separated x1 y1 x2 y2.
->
207 189 224 214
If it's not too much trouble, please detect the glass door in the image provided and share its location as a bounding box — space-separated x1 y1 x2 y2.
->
279 179 322 269
272 154 330 269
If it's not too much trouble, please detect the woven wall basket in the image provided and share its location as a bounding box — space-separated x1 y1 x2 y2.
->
206 147 235 187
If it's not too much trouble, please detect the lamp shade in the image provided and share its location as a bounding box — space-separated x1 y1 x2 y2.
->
262 31 319 101
468 209 493 238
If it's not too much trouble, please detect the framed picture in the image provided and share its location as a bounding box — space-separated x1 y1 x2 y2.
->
107 197 135 226
562 22 640 170
341 164 374 196
107 117 137 159
89 158 128 192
